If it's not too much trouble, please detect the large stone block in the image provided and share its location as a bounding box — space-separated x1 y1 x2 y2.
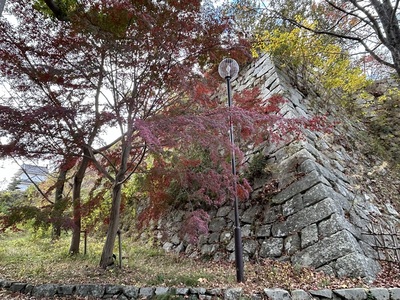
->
292 230 362 269
333 288 366 300
272 197 342 237
208 217 227 232
262 205 282 224
241 205 262 224
259 237 283 258
318 213 361 239
32 284 58 298
255 224 271 237
282 194 303 217
284 234 301 255
368 288 389 300
303 183 339 207
75 284 105 298
264 288 291 300
301 224 318 248
335 252 380 279
243 239 258 256
272 170 330 204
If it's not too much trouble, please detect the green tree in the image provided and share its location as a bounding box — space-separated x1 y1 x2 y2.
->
255 0 400 78
253 20 369 104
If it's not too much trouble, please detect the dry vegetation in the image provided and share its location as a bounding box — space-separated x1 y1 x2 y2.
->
0 231 399 299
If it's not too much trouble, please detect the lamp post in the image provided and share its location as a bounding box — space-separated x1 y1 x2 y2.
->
218 58 244 283
0 0 6 17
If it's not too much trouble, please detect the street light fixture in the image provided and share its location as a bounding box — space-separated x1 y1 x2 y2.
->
218 58 244 283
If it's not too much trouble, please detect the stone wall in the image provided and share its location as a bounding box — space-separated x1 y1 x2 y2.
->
2 279 400 299
155 55 400 281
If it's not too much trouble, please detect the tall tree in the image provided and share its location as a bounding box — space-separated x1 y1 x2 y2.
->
0 0 115 253
256 0 400 77
0 0 249 267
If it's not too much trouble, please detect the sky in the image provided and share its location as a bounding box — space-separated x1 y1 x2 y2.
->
0 158 19 190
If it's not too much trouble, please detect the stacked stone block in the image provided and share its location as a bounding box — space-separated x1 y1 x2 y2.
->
156 54 400 281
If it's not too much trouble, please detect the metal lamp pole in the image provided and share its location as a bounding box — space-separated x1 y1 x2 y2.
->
0 0 6 17
218 58 244 283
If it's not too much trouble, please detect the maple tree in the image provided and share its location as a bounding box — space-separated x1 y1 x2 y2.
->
0 0 251 268
0 0 113 252
0 0 329 270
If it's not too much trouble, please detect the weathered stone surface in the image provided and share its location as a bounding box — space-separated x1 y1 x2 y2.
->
163 242 173 252
57 285 75 296
216 206 232 217
285 234 301 255
139 287 155 298
292 230 361 269
272 170 330 204
303 183 337 207
301 224 318 248
318 213 361 239
224 288 243 300
335 252 380 279
389 288 400 300
220 231 232 243
317 264 336 276
291 289 311 300
368 288 389 300
201 244 219 255
32 284 58 298
242 205 262 223
75 284 104 298
208 232 220 243
262 205 282 224
209 217 227 232
299 159 317 174
242 224 252 237
152 52 392 283
10 283 26 293
283 194 303 217
207 288 222 296
226 238 235 252
24 284 33 295
333 288 367 300
155 287 170 295
105 284 123 295
243 239 258 256
122 286 139 298
264 288 291 300
309 289 332 298
260 237 283 257
255 224 271 237
176 287 189 295
272 198 342 237
190 287 207 295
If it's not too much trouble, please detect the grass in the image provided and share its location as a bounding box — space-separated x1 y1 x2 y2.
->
0 230 236 289
1 229 394 296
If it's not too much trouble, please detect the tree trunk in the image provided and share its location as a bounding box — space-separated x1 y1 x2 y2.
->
99 180 123 268
52 167 68 240
69 154 90 255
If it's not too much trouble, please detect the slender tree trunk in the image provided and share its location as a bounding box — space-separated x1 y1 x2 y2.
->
52 167 68 240
99 139 132 268
99 180 123 268
69 154 90 255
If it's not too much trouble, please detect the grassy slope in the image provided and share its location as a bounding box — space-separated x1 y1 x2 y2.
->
0 230 378 297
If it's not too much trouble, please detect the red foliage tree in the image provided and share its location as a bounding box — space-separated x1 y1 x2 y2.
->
0 0 251 267
135 79 327 244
